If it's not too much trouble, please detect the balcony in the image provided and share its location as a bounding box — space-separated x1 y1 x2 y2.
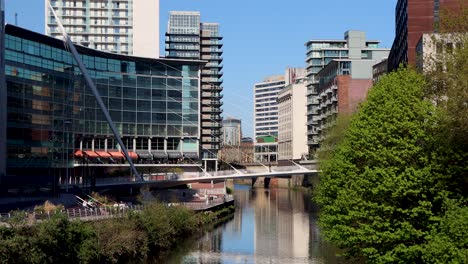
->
202 92 223 98
201 137 221 143
201 107 223 113
202 122 222 128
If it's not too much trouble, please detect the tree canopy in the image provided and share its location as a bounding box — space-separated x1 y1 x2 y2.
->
315 66 467 263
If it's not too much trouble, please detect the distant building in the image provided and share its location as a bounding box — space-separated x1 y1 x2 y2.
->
277 72 308 162
240 137 254 164
305 30 390 152
253 75 285 163
165 11 224 170
387 0 465 71
416 33 465 72
45 0 160 58
254 136 278 163
373 58 388 84
222 118 242 146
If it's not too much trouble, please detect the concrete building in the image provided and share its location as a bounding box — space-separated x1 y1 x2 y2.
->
416 33 466 72
222 118 242 146
311 58 389 146
277 73 308 162
165 11 224 171
45 0 160 58
2 24 204 195
387 0 465 71
305 30 389 152
253 75 285 163
373 58 388 84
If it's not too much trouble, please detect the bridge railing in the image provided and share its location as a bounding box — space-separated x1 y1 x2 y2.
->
270 165 305 172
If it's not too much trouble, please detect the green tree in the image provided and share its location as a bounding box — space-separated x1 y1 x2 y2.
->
315 67 444 262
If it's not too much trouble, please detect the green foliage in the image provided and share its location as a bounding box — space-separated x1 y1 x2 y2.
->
422 200 468 263
315 67 445 262
317 114 352 162
0 202 234 263
92 218 148 263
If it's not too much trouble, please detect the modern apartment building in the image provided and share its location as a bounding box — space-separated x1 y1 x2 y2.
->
165 11 223 170
253 75 285 163
387 0 465 71
311 57 389 147
2 24 203 194
305 30 389 152
45 0 160 58
277 75 308 162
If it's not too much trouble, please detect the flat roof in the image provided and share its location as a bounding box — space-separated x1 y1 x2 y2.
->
5 24 206 66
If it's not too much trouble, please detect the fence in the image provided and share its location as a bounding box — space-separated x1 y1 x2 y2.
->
0 196 234 225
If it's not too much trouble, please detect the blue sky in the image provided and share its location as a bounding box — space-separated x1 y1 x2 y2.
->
5 0 396 137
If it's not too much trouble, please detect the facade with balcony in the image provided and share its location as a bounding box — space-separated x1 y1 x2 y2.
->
312 58 389 146
165 12 223 170
305 30 390 153
45 0 159 58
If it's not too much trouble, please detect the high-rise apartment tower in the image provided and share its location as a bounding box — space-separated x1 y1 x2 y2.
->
45 0 160 58
165 11 224 170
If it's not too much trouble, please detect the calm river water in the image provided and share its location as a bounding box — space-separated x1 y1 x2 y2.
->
166 184 343 264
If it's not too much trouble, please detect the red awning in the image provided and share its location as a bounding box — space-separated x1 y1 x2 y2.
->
124 151 139 160
83 151 99 158
95 151 111 158
108 151 124 159
74 150 84 158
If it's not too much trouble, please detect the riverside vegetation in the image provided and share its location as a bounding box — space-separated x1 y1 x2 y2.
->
0 203 235 263
315 6 468 263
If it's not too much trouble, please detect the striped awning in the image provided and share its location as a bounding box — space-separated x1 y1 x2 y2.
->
95 151 111 158
136 150 153 159
108 151 124 159
83 151 99 158
126 151 139 160
151 151 167 159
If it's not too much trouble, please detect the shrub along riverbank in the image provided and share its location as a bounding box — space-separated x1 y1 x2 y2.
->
0 203 235 263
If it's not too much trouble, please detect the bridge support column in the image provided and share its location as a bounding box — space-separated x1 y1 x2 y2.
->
264 177 271 188
251 177 257 187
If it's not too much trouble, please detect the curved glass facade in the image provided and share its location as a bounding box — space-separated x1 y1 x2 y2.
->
4 25 202 176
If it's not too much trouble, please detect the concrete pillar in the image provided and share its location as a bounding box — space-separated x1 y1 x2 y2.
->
148 138 151 151
91 138 95 151
104 138 108 151
132 138 136 151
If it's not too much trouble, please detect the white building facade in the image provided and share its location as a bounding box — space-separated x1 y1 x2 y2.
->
277 77 308 161
45 0 160 58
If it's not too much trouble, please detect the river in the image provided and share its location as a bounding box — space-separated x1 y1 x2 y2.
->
166 184 343 264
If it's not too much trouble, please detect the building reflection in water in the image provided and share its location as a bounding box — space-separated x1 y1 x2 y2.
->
178 185 342 263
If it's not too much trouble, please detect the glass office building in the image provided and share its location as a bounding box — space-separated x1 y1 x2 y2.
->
3 25 203 190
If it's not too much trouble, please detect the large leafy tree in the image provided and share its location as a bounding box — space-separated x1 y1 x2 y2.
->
315 68 444 262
